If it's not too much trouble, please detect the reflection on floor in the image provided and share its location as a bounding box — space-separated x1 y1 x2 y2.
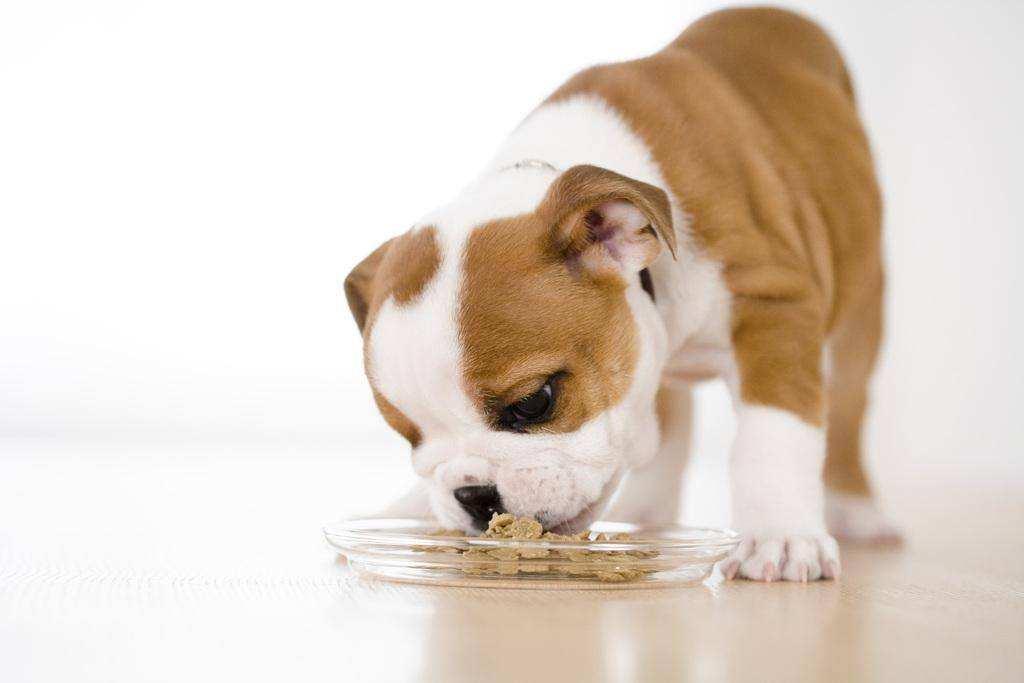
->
1 440 1021 682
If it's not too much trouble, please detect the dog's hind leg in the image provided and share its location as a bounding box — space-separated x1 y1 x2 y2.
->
824 272 901 543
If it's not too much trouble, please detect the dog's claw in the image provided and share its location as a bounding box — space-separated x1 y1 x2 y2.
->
723 535 838 582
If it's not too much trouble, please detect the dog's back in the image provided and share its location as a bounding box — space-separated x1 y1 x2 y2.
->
677 8 882 325
550 7 882 338
677 7 856 99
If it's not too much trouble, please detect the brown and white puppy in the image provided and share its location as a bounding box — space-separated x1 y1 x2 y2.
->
344 8 896 582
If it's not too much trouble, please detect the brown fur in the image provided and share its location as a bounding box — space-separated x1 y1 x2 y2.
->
344 225 442 334
458 166 674 431
548 7 883 445
371 388 423 448
343 225 442 446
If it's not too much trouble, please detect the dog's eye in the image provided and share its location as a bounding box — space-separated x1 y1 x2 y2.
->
500 378 556 431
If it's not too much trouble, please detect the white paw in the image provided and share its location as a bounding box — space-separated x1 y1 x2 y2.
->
719 534 840 582
826 493 903 544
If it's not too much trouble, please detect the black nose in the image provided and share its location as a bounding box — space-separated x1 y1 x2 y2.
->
453 485 504 530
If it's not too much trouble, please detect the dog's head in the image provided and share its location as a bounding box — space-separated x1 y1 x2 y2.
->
344 164 676 533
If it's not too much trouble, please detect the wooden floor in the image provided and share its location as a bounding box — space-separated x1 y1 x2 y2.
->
384 503 1024 683
0 446 1021 682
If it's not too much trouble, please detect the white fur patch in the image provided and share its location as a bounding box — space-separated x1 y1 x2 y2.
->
730 404 827 535
487 95 672 187
720 404 839 581
367 237 483 476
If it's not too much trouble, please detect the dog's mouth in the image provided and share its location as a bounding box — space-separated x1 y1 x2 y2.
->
545 505 601 535
539 469 623 535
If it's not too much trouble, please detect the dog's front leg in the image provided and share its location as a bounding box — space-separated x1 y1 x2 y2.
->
720 299 840 582
605 381 693 525
379 481 433 518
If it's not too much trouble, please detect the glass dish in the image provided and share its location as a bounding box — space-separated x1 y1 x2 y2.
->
324 517 739 589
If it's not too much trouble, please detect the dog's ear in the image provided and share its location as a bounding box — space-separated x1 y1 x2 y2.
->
541 164 676 281
343 238 394 333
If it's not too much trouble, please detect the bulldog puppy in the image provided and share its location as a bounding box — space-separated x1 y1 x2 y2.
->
343 8 897 581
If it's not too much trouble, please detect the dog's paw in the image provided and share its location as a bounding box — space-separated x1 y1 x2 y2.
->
719 534 840 582
826 492 903 545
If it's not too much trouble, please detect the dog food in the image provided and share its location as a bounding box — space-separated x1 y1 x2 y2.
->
425 513 658 582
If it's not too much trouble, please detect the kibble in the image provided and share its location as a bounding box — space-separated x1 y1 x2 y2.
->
423 513 659 583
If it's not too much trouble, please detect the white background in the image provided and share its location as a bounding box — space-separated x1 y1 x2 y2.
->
2 0 1022 524
2 2 1023 681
